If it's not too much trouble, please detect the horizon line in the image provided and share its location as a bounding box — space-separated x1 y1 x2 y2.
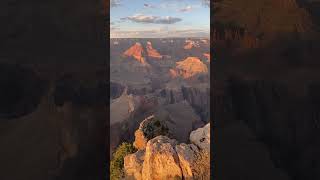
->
110 36 210 39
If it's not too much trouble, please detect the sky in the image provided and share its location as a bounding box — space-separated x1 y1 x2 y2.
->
110 0 210 38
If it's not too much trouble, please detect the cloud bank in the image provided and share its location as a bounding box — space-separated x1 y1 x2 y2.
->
122 14 182 24
179 5 193 12
143 3 156 8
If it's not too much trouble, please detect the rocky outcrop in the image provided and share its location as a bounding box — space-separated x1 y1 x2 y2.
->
124 123 210 180
142 136 182 180
123 42 163 64
170 57 208 79
133 115 169 150
175 144 210 180
201 39 209 45
184 40 200 50
123 42 147 65
169 69 178 78
146 42 162 59
124 150 145 180
190 123 210 152
175 143 199 179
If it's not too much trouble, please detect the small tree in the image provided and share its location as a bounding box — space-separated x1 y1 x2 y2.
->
110 142 136 180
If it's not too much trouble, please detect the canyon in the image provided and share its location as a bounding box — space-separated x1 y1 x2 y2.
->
110 37 210 179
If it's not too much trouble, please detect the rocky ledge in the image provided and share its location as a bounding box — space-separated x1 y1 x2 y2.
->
124 120 210 180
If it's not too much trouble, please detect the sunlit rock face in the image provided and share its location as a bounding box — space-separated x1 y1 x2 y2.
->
184 40 200 50
170 57 208 79
124 123 211 180
123 42 147 65
146 41 162 59
133 115 169 150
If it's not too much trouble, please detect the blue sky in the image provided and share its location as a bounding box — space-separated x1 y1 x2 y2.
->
110 0 210 38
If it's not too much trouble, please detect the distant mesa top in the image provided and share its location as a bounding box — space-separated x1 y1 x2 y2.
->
201 39 209 44
146 41 163 59
184 40 200 50
123 42 163 63
123 42 147 64
170 57 208 79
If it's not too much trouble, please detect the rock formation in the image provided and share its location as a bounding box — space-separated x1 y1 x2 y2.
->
133 115 169 150
170 57 208 79
201 39 209 45
169 69 178 78
123 42 147 65
110 87 140 125
146 41 162 59
141 136 182 180
124 122 210 180
190 123 210 152
124 149 145 180
158 83 210 123
123 42 163 64
184 40 200 50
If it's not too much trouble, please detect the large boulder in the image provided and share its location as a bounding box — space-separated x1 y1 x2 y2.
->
124 123 211 180
175 143 199 179
142 136 183 180
124 150 145 180
190 123 210 152
175 125 211 180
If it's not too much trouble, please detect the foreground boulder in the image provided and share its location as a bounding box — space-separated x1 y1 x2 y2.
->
124 150 145 180
124 122 211 180
190 123 210 152
142 136 182 180
175 143 199 179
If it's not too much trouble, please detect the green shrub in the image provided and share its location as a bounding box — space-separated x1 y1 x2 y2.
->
110 142 137 180
142 117 170 139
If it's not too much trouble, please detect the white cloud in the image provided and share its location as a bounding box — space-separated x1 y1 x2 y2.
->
122 14 182 24
143 3 156 8
179 5 193 12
